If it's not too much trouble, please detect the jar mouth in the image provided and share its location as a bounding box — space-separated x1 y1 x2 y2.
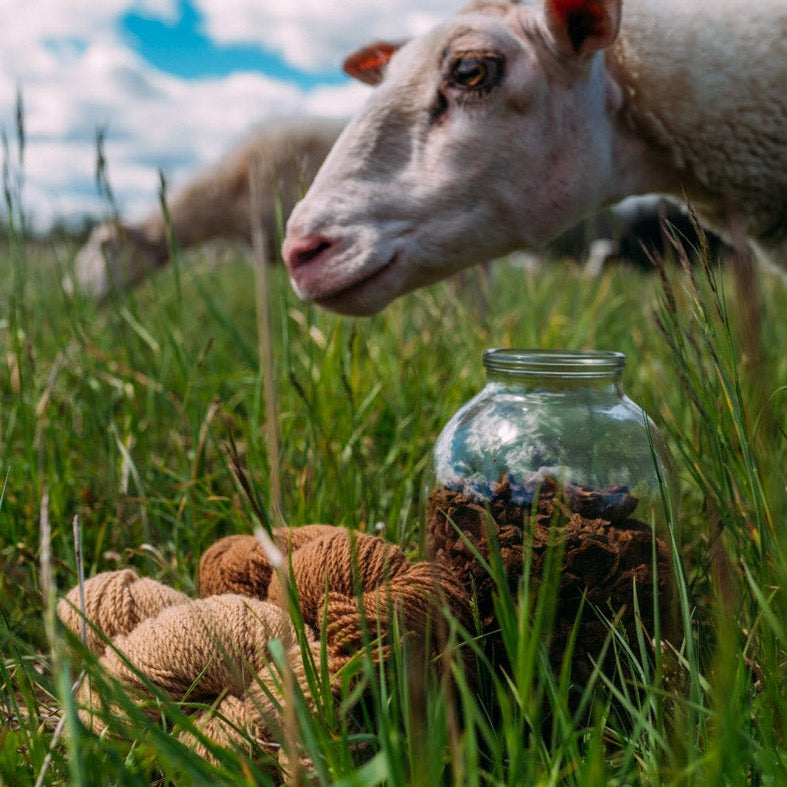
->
483 348 626 378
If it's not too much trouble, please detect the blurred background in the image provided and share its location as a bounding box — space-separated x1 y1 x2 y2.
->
0 0 460 233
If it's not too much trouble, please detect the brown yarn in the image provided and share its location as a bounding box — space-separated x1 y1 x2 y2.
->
57 525 470 772
199 525 337 598
59 569 317 774
98 594 298 698
202 528 470 663
57 569 189 655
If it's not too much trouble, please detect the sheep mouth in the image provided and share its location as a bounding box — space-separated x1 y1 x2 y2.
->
314 252 401 315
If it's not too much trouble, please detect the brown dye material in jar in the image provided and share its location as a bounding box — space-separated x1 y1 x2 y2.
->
426 476 675 688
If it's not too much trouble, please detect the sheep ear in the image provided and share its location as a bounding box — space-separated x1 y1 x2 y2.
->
542 0 622 58
343 41 403 85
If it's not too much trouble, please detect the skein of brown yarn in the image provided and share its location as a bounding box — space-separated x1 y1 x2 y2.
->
59 570 318 774
58 525 470 773
200 527 470 664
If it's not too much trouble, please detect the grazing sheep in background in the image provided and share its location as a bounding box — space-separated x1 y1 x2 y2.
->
70 118 343 299
282 0 786 315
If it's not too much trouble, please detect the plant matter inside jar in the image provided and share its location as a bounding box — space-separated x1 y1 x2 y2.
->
426 474 675 688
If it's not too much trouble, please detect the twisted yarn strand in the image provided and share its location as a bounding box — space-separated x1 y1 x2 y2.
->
199 525 337 598
57 569 189 655
99 594 297 699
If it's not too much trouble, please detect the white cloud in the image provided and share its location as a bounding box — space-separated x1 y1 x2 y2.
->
0 0 461 230
196 0 461 71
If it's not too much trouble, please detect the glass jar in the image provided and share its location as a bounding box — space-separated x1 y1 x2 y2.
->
427 348 679 675
432 348 676 531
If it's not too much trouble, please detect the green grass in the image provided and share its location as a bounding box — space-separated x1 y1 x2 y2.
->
0 217 785 784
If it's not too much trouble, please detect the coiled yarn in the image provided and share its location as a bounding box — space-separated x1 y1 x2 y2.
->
58 525 469 772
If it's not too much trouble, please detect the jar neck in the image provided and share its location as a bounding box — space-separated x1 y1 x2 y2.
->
483 349 625 392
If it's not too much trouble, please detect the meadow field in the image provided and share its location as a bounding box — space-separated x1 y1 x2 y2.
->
0 218 785 784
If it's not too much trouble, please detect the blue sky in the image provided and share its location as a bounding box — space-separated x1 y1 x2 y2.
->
120 1 345 87
0 0 457 230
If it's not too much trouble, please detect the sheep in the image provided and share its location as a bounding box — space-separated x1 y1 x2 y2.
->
282 0 787 315
69 118 344 299
70 121 719 300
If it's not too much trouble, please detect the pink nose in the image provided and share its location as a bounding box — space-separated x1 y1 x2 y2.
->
282 234 334 272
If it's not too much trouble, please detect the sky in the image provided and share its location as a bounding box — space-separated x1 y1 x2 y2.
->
0 0 461 231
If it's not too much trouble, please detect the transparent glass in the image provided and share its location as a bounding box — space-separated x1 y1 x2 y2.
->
432 349 676 530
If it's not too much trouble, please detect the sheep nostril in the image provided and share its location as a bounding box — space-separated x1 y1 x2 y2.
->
299 240 332 264
282 235 334 271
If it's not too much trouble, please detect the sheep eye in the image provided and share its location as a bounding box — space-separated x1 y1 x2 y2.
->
447 54 504 92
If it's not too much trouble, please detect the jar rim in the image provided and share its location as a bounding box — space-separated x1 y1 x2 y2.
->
483 348 626 378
